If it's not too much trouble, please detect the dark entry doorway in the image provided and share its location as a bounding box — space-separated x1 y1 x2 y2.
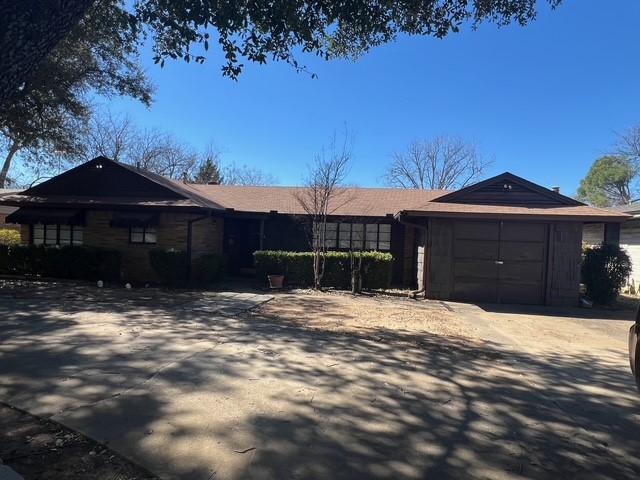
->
224 218 262 275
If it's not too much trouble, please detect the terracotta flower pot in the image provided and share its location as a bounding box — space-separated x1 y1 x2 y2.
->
267 274 284 289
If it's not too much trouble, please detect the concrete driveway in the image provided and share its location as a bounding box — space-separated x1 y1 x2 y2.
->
1 282 639 480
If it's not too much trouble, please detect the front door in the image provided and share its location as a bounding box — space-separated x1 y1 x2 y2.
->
224 218 262 274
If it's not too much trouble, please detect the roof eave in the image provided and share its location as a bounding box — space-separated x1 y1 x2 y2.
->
397 210 630 223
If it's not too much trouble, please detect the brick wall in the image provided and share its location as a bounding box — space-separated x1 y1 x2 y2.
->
16 210 224 283
84 211 224 282
0 213 20 230
20 224 29 243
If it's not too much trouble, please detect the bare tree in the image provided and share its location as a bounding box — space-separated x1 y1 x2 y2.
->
80 112 199 180
385 136 491 190
223 162 277 186
83 113 134 162
615 125 640 165
294 132 353 289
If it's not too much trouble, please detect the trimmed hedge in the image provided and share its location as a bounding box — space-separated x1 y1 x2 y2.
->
254 250 393 289
0 245 121 281
149 250 227 286
149 249 189 286
194 253 226 284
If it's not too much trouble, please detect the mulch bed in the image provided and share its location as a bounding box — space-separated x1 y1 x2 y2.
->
0 403 157 480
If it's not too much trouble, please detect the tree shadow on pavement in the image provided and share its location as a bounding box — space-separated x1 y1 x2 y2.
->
0 286 639 480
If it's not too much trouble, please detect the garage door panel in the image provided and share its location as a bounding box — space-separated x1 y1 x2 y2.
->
454 260 498 280
453 281 498 303
500 262 544 283
454 239 499 260
500 241 546 262
449 220 548 305
501 222 546 242
454 221 499 240
499 283 544 305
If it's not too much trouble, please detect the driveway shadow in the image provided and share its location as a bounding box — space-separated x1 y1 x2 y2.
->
0 284 639 479
474 301 637 322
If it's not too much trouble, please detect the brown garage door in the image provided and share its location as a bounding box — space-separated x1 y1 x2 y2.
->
451 220 548 305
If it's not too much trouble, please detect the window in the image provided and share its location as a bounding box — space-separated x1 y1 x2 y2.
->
378 224 391 251
324 222 337 248
32 224 83 246
365 223 391 251
365 224 378 250
338 223 352 249
313 222 392 251
351 223 364 250
130 226 157 244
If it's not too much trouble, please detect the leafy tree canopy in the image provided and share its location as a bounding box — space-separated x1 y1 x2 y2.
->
576 155 637 207
135 0 563 78
0 1 152 187
1 0 563 104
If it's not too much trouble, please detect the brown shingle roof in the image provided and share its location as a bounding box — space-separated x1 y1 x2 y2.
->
0 194 203 209
399 202 630 222
0 158 628 222
185 185 447 217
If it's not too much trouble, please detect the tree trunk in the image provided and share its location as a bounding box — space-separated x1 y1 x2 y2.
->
351 252 362 294
0 141 20 188
0 0 96 107
313 250 321 290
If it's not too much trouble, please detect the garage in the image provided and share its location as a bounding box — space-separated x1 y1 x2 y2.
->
396 172 629 307
451 220 547 305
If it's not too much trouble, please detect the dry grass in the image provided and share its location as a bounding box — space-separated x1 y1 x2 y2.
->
253 289 477 338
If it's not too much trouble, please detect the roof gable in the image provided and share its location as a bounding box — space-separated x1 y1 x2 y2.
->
25 157 186 199
433 172 582 207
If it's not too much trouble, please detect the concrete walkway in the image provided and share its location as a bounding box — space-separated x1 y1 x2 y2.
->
1 286 639 479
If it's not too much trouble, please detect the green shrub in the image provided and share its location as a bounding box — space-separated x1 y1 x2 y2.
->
149 249 189 286
253 250 393 290
360 250 394 289
0 245 121 281
194 253 226 284
0 245 9 272
0 229 20 245
581 244 632 305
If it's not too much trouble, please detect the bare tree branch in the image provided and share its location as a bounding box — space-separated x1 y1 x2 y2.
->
385 136 491 190
80 112 198 180
294 130 353 289
223 162 277 186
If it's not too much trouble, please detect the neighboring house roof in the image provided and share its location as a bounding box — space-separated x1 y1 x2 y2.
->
610 202 640 215
0 188 22 216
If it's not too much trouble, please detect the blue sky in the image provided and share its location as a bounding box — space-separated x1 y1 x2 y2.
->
106 0 640 195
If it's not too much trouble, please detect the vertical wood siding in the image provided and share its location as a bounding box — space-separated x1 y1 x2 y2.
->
546 222 582 307
620 219 640 290
426 218 454 300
